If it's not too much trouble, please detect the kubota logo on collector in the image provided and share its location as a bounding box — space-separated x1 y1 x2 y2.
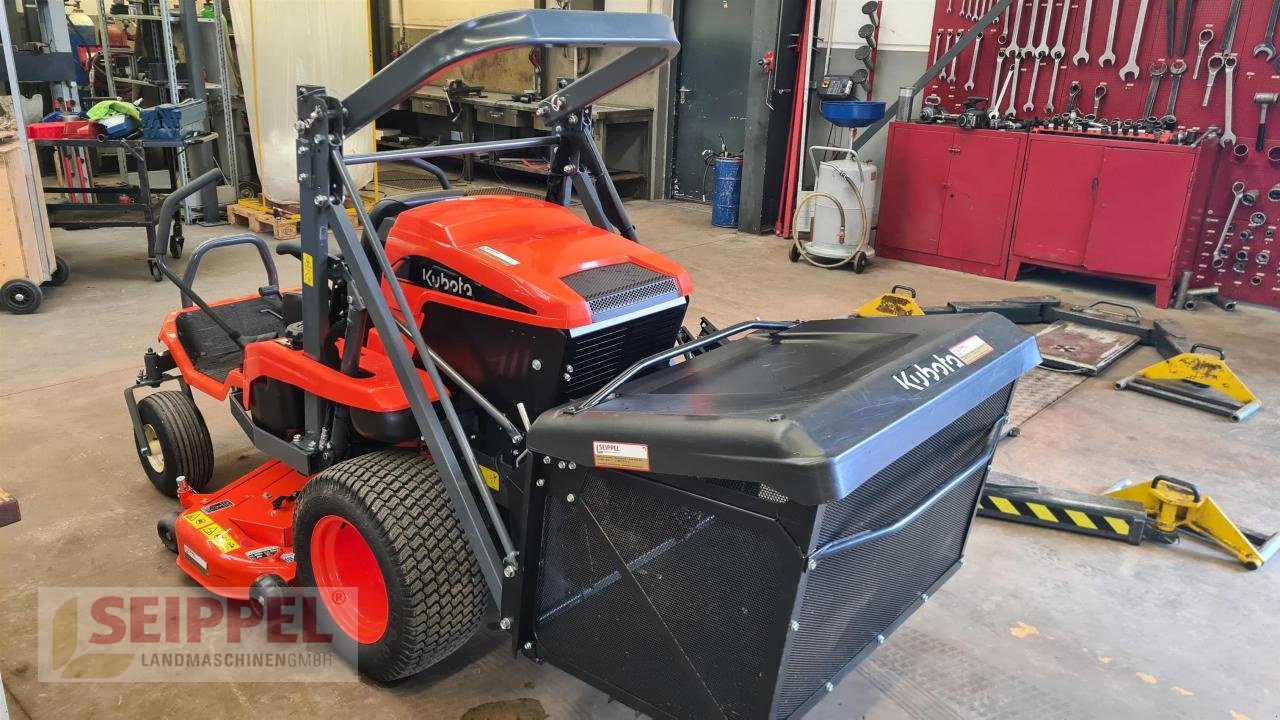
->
37 587 358 682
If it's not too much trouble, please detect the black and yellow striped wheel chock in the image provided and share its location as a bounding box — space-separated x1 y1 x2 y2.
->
978 474 1147 544
978 473 1279 570
1115 344 1261 422
854 285 926 317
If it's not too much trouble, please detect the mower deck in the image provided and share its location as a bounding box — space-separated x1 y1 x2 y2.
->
172 460 307 598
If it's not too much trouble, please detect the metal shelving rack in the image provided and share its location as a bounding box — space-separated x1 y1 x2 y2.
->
94 0 240 220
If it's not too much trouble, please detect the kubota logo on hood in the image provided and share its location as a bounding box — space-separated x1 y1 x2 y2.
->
892 353 966 391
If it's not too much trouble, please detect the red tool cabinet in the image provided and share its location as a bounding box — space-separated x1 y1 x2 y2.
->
876 123 1028 279
1008 134 1208 308
877 122 1214 308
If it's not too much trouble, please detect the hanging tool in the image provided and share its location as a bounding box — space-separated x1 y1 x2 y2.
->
1166 0 1177 57
1104 477 1278 569
1256 93 1278 152
1009 0 1029 53
940 30 955 79
993 61 1017 119
1119 0 1152 81
1073 0 1095 65
1192 27 1213 78
999 0 1013 44
992 46 1009 102
1219 0 1243 55
1164 59 1187 117
1045 0 1072 113
1201 52 1223 105
949 31 961 81
1098 0 1122 66
1143 61 1168 118
1177 0 1198 55
931 28 944 69
1006 52 1024 116
1254 0 1280 62
1024 0 1043 59
1066 80 1082 113
965 33 983 91
1220 54 1238 146
1091 82 1107 117
1034 0 1054 57
1024 54 1045 113
1211 182 1247 262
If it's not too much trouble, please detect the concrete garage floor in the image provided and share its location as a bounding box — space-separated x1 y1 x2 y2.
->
1 199 1277 720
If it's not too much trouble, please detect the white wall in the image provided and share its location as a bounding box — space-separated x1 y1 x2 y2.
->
820 0 933 52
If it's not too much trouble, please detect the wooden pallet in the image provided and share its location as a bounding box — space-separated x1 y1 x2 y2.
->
226 203 300 240
227 202 364 241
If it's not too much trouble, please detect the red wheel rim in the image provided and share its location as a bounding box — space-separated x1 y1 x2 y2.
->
310 515 389 644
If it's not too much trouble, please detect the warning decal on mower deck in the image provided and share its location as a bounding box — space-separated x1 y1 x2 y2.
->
184 511 241 553
592 441 650 472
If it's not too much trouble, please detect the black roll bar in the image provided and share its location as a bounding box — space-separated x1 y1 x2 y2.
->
340 10 679 132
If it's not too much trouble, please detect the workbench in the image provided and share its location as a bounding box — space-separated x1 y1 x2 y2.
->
408 86 653 195
34 132 218 279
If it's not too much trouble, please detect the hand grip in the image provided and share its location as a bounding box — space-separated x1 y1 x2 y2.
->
154 169 223 258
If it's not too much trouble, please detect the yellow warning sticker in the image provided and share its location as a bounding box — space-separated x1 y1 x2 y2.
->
479 465 500 492
184 511 213 529
210 532 240 553
302 253 315 287
184 510 239 553
592 441 650 472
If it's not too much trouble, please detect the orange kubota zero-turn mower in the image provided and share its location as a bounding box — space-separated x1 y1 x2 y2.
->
125 10 1040 719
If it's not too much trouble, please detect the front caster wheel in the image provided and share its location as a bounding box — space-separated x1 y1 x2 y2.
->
249 574 290 616
136 391 214 497
157 511 180 553
47 256 71 287
851 251 869 274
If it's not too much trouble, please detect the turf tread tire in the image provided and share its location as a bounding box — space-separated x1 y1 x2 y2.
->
136 391 214 496
294 450 487 682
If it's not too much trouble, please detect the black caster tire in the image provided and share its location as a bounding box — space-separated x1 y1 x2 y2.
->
788 244 800 263
295 450 488 682
47 256 71 287
148 259 163 282
851 251 869 274
168 234 184 259
1 279 42 314
157 511 180 553
136 391 214 497
249 574 290 616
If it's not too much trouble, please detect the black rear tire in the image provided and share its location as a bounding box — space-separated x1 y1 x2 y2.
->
136 391 215 496
157 511 180 553
294 450 488 682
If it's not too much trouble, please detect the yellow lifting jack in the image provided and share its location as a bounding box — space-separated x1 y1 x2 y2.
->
1115 344 1261 422
1103 476 1279 570
854 285 925 317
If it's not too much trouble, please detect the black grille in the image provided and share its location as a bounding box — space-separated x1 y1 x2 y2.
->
562 303 686 397
536 470 793 719
562 262 680 318
773 386 1013 717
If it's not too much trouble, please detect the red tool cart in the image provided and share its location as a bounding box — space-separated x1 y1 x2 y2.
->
876 0 1280 309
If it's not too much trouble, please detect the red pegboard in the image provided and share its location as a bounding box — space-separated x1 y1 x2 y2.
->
923 0 1280 307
